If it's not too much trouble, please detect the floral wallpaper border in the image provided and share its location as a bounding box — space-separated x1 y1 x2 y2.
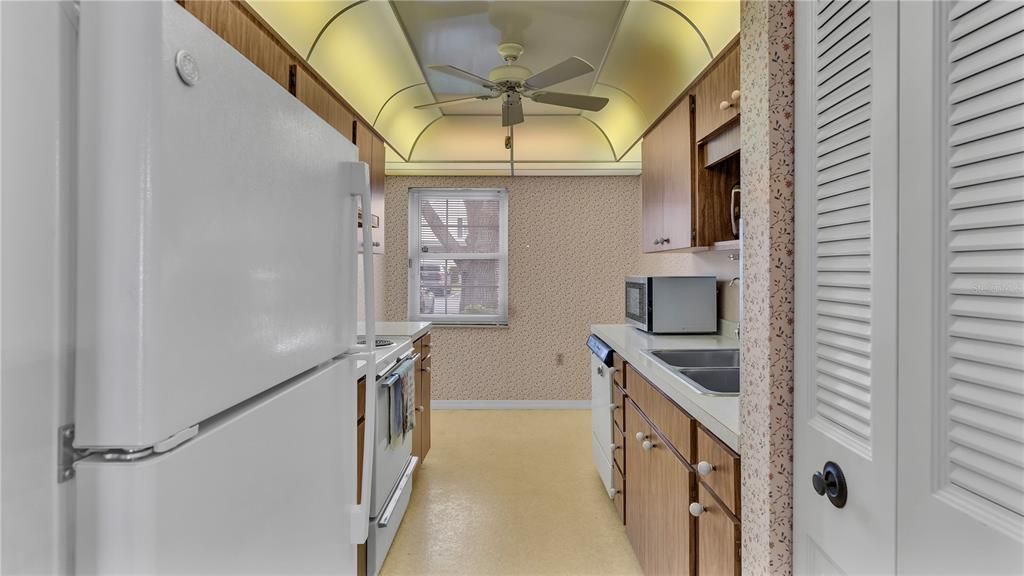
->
739 1 796 575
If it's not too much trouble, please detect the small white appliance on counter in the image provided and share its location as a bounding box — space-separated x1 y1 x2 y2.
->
72 2 376 574
587 335 617 498
624 276 719 334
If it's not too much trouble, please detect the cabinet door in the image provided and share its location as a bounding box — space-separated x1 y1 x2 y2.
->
694 43 740 142
178 1 294 90
659 97 695 251
291 66 354 141
647 429 694 576
624 401 649 569
696 484 739 576
418 353 431 460
354 122 384 254
641 123 665 252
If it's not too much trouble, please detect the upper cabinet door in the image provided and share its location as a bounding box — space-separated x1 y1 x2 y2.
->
660 97 695 251
694 43 740 142
355 122 385 254
291 66 355 142
641 122 666 252
641 97 695 253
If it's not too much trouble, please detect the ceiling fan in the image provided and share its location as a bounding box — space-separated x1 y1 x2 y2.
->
416 42 609 127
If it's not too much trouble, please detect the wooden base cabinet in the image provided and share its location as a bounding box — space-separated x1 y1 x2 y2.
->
412 332 432 464
625 400 694 576
695 485 740 576
620 359 741 576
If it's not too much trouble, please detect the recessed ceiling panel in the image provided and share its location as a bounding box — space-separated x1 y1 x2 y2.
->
392 0 626 113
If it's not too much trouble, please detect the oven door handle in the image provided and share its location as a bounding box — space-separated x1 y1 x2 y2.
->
380 353 420 388
377 456 419 528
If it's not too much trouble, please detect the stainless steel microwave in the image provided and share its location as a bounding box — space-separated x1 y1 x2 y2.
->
625 276 718 334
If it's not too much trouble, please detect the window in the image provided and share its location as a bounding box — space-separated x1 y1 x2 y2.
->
408 188 508 325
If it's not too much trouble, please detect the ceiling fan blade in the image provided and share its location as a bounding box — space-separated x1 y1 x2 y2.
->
428 64 496 89
502 97 524 127
529 91 609 112
524 56 595 90
415 95 492 109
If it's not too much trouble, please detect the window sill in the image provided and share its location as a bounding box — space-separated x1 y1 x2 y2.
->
425 322 509 329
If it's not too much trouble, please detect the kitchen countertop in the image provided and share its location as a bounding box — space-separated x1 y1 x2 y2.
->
359 321 432 341
590 324 741 452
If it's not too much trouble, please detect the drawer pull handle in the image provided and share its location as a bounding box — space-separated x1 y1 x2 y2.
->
689 502 705 517
696 461 715 477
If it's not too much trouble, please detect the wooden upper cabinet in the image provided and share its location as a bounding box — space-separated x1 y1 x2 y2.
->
354 122 385 253
178 1 294 91
694 42 741 142
291 66 355 142
641 96 695 253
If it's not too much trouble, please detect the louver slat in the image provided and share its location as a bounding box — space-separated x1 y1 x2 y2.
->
811 0 875 448
945 0 1024 519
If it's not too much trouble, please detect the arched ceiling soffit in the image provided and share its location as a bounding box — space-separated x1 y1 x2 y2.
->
247 0 739 169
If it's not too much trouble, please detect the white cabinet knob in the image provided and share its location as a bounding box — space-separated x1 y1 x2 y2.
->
609 403 618 412
635 432 645 442
719 100 732 111
696 461 714 477
731 89 741 101
609 443 620 451
689 502 705 517
608 487 619 499
642 440 654 451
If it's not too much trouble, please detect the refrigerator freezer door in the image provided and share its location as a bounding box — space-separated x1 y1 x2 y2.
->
75 359 358 575
76 2 360 449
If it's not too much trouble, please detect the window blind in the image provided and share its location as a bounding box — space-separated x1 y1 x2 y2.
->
408 188 508 325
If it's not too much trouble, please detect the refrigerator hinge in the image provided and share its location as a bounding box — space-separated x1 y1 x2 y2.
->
58 424 89 483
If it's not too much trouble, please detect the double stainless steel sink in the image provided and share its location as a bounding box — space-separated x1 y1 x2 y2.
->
647 349 740 396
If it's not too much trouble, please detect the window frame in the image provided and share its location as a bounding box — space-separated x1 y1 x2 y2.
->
407 187 509 325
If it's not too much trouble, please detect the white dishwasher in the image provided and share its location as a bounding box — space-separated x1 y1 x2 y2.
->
587 335 617 498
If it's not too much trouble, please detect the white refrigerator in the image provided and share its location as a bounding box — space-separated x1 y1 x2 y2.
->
73 2 375 574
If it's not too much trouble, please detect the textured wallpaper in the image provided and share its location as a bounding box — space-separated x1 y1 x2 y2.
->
383 175 740 401
739 1 796 574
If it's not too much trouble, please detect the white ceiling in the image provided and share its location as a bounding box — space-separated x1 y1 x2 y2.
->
248 0 740 175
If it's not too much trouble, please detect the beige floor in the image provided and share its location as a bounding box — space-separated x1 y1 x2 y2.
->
380 410 643 576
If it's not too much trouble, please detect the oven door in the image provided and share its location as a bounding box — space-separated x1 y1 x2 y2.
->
371 354 418 518
624 278 650 331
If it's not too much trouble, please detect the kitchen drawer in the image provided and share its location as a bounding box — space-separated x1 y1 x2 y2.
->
625 365 695 462
696 426 740 515
613 353 625 387
613 464 625 524
696 483 740 576
613 385 626 434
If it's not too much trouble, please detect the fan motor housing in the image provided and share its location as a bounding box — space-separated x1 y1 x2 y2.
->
488 64 531 85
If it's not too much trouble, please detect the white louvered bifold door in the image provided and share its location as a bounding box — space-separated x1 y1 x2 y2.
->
898 2 1024 573
794 1 899 574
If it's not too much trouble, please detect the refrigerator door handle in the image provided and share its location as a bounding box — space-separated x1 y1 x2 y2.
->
347 161 377 545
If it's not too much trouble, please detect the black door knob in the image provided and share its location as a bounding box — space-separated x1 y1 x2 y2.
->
810 461 847 509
